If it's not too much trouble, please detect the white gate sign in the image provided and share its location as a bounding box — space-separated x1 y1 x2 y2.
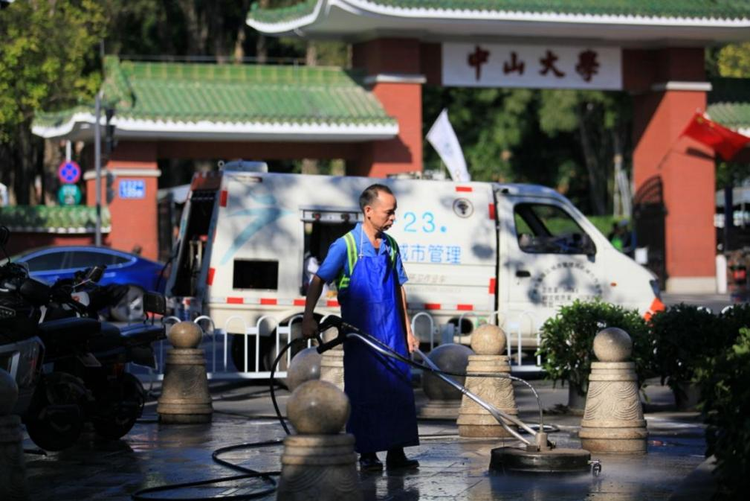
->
442 43 622 91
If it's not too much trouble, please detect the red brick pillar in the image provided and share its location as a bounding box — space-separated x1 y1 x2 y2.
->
84 141 160 260
351 38 424 177
627 48 715 293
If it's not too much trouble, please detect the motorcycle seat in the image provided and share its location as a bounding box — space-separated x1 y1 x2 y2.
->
38 317 101 338
119 323 166 346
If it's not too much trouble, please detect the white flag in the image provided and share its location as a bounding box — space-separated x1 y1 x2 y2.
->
426 109 470 182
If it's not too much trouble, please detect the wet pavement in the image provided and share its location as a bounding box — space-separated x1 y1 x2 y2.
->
23 379 711 500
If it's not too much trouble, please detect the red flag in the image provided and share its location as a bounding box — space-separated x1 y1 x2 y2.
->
680 112 750 161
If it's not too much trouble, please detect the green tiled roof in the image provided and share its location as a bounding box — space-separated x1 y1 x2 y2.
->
34 57 395 129
708 78 750 130
248 0 750 25
0 206 111 233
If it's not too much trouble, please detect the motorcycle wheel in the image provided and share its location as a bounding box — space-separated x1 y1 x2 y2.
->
24 373 88 452
110 285 146 322
91 373 146 440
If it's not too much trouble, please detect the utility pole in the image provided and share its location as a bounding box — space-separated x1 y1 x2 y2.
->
94 91 102 246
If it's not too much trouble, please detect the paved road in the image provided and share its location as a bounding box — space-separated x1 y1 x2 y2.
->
22 380 712 501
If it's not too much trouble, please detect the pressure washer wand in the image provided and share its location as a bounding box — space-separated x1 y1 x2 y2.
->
412 348 536 445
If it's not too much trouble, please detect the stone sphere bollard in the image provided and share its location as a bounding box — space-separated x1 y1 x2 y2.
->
157 322 213 423
457 324 518 437
0 369 29 500
277 380 362 501
420 343 473 419
319 327 345 391
579 327 648 454
286 347 322 392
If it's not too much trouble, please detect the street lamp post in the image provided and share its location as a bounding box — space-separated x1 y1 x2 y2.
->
94 91 102 246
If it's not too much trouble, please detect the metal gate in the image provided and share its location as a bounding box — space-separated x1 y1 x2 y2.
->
633 175 667 289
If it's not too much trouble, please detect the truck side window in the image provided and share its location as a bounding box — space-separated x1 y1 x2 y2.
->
513 203 594 255
233 260 279 290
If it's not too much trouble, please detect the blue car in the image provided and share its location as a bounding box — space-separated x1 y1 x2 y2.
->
7 246 167 321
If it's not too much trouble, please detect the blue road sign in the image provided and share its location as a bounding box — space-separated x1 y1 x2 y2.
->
119 179 145 200
58 161 81 184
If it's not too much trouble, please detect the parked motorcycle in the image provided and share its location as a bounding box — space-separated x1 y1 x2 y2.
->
0 226 167 450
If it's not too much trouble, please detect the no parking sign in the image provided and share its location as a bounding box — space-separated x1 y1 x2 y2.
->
57 161 81 184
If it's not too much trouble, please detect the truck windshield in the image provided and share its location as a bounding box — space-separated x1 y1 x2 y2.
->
514 203 594 255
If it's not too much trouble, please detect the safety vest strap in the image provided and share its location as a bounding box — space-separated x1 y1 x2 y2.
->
337 230 398 291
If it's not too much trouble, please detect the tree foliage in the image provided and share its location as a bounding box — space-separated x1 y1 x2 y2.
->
717 42 750 78
423 87 631 214
0 0 106 204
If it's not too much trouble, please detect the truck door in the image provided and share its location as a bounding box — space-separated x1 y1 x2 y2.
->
503 198 602 327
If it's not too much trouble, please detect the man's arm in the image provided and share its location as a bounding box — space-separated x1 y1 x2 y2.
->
302 275 325 339
400 285 419 353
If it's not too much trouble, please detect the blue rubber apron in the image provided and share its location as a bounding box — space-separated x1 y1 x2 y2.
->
339 229 419 454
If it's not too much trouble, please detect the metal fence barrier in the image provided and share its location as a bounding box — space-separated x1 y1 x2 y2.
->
134 310 544 382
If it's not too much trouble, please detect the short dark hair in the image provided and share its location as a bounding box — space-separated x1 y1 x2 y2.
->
359 184 393 212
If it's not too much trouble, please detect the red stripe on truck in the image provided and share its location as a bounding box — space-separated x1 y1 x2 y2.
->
424 303 441 310
227 297 244 304
260 298 277 306
220 190 228 207
327 300 340 307
489 278 496 294
456 186 473 193
207 267 215 286
294 299 307 307
457 304 474 311
488 203 496 220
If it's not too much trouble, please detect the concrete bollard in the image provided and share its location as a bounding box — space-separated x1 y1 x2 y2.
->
285 347 322 392
457 324 518 437
0 369 29 501
157 322 213 424
277 380 361 501
420 343 473 419
579 327 648 454
319 328 345 392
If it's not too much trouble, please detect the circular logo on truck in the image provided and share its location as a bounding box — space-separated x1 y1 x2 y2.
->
529 261 604 308
453 198 474 218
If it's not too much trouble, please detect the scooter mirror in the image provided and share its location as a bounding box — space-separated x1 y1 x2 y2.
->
143 292 166 316
87 265 105 283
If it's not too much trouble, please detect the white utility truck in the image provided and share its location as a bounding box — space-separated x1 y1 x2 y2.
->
166 162 662 371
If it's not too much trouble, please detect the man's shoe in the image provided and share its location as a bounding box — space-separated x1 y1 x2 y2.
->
386 450 419 470
359 454 383 472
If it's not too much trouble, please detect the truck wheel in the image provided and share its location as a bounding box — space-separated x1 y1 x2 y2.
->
24 373 88 451
92 373 146 440
111 285 146 322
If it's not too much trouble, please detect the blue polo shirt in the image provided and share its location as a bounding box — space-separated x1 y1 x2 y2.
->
316 223 408 286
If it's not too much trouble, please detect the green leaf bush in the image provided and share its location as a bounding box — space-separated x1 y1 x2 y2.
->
537 299 652 394
650 304 720 392
697 328 750 499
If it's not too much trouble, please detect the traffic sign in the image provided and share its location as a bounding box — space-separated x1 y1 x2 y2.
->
57 161 81 184
119 179 145 199
58 184 82 205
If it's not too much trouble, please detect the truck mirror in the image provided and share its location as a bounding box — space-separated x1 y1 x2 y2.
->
581 234 597 256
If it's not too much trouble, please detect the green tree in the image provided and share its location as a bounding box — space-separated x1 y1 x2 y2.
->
537 90 631 215
717 42 750 78
423 87 535 182
423 87 630 214
0 0 106 204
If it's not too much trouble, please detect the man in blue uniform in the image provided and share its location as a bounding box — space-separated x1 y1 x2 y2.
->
302 184 420 472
